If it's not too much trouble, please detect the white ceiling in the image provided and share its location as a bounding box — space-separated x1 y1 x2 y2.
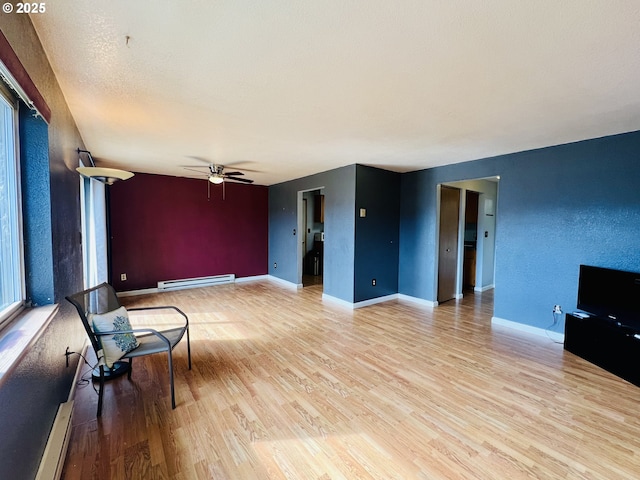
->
31 1 640 186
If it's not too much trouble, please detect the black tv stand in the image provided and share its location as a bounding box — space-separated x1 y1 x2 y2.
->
564 312 640 386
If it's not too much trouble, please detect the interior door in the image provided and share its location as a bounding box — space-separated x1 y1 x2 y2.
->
438 185 461 303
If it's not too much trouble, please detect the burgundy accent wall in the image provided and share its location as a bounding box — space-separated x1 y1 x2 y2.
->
109 173 268 291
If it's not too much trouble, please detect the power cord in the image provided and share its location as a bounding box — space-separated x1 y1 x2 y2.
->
545 310 565 344
66 350 100 395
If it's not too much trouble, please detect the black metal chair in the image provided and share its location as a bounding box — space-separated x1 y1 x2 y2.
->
66 282 191 416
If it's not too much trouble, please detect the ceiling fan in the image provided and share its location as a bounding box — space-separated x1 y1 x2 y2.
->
184 164 255 184
183 162 255 200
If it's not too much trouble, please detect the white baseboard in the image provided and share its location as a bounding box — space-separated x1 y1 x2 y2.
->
117 287 159 297
353 294 399 309
475 284 495 292
397 294 437 307
35 400 74 480
491 316 564 342
321 293 355 308
119 275 271 296
322 293 402 309
268 275 302 290
235 274 269 283
323 293 437 310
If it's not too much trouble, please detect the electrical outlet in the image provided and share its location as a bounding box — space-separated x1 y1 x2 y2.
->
553 304 562 314
372 278 376 286
121 273 127 281
274 262 277 269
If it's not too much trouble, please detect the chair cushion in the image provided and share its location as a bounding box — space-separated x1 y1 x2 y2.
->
90 306 139 368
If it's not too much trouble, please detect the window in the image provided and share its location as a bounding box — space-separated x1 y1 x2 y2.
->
0 86 24 327
80 173 108 288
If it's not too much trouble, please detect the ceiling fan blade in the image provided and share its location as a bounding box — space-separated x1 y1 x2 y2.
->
223 171 244 176
224 176 254 183
224 161 262 173
186 156 213 165
183 167 209 174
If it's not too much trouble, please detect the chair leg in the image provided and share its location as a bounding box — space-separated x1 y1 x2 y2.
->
168 350 175 409
97 365 104 417
187 327 192 370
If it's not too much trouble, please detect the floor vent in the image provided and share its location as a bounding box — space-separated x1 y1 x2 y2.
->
157 274 235 291
35 400 74 480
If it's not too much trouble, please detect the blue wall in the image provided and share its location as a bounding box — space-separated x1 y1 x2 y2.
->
19 107 54 305
270 131 640 334
269 165 356 302
399 130 640 331
354 165 400 302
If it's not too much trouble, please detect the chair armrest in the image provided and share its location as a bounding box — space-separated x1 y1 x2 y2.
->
126 306 189 326
94 328 171 347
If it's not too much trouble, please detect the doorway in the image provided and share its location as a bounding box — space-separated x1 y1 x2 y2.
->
436 177 499 305
463 190 479 292
298 188 325 287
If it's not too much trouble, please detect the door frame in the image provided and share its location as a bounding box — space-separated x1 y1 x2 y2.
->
435 177 499 303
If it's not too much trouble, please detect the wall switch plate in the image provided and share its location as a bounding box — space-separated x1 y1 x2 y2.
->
121 273 127 281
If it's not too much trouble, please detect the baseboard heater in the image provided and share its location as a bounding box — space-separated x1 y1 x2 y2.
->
35 400 74 480
157 274 235 291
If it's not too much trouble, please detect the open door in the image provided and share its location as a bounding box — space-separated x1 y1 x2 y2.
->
438 185 461 303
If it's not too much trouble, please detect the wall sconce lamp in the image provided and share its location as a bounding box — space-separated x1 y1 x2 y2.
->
76 148 134 185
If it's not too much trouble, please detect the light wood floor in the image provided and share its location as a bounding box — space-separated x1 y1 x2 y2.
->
62 282 640 479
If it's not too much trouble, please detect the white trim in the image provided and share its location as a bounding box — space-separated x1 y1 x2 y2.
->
491 316 564 342
353 294 399 309
35 400 74 480
235 274 269 283
397 294 437 308
321 293 355 308
118 275 271 296
117 287 159 298
323 293 435 310
474 284 495 292
268 275 302 290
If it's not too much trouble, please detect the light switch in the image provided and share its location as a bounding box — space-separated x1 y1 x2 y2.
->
360 208 366 217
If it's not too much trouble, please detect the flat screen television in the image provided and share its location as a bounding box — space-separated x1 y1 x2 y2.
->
577 265 640 330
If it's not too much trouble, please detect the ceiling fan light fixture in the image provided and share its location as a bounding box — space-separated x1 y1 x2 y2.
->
209 174 224 184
